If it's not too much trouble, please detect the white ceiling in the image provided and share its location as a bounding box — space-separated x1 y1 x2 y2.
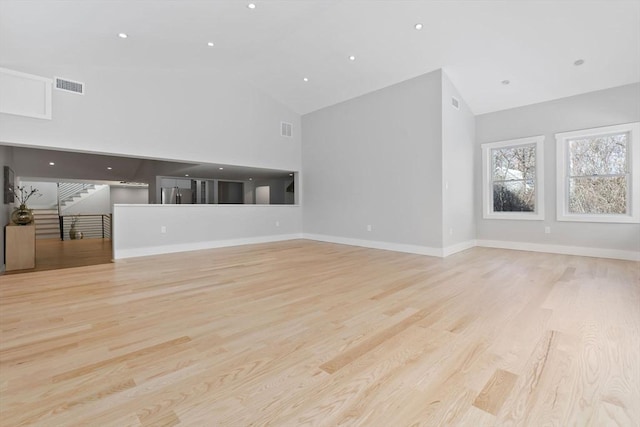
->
0 0 639 115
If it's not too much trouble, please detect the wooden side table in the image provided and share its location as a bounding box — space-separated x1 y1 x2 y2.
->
5 223 36 271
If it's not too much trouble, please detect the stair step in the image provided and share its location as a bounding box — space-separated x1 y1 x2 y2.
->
36 234 60 240
32 208 61 239
36 225 59 229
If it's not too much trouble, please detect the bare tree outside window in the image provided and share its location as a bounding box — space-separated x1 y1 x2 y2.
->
491 144 536 212
568 133 628 214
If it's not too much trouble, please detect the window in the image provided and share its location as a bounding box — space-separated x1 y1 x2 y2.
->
481 136 545 220
556 122 640 223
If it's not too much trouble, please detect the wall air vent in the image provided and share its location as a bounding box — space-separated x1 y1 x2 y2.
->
281 121 293 138
55 77 84 95
451 97 460 110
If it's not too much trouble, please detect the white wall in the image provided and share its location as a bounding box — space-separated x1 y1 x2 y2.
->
0 145 14 271
252 178 293 205
18 180 57 209
256 186 270 205
61 185 110 215
110 187 148 211
113 205 302 259
441 71 476 251
302 70 444 251
476 83 640 254
0 65 301 172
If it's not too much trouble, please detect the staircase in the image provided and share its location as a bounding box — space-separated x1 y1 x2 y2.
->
32 209 60 240
59 183 97 208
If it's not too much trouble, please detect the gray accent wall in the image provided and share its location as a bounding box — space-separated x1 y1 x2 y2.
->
476 83 640 252
302 70 444 248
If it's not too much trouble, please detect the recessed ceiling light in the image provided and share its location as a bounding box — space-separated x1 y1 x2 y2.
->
219 167 224 170
574 59 585 66
414 23 423 30
247 3 256 9
107 167 113 170
185 174 189 177
349 55 356 61
501 80 510 85
289 173 294 176
207 42 214 47
249 178 253 181
303 77 309 82
49 162 55 166
118 33 128 39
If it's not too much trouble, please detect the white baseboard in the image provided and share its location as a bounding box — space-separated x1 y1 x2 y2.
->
442 240 477 257
476 239 640 262
114 233 303 260
113 233 639 262
302 233 443 257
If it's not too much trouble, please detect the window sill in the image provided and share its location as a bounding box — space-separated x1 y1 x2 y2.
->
483 212 544 221
557 214 639 224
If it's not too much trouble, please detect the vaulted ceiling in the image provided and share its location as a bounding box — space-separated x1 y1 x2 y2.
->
1 0 638 115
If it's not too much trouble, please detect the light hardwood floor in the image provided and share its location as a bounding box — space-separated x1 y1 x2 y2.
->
0 240 638 426
3 238 113 274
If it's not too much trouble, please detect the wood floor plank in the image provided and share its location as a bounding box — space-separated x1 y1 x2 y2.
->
0 240 638 426
472 368 518 415
319 308 429 374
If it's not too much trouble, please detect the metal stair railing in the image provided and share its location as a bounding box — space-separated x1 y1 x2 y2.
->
57 183 96 211
59 214 112 241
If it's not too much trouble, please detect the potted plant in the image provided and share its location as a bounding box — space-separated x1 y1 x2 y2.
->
11 186 41 225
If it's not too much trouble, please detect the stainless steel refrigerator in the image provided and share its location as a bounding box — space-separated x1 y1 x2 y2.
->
161 187 194 204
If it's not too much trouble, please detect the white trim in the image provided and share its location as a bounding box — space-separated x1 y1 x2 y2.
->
481 135 545 220
555 122 640 223
113 233 303 260
113 233 639 262
0 67 52 120
302 233 443 257
477 239 640 262
442 240 477 257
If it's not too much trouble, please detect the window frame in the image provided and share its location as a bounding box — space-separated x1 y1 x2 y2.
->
481 135 545 220
555 122 640 224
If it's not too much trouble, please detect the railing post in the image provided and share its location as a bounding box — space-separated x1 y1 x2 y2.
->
57 182 61 217
59 216 64 241
102 215 105 239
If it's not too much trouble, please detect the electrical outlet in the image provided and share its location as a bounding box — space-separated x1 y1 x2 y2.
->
544 226 551 234
366 224 372 232
160 226 167 234
449 228 453 236
275 221 280 227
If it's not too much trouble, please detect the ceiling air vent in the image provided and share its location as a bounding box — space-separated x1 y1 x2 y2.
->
281 122 293 138
451 97 460 110
55 77 84 95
